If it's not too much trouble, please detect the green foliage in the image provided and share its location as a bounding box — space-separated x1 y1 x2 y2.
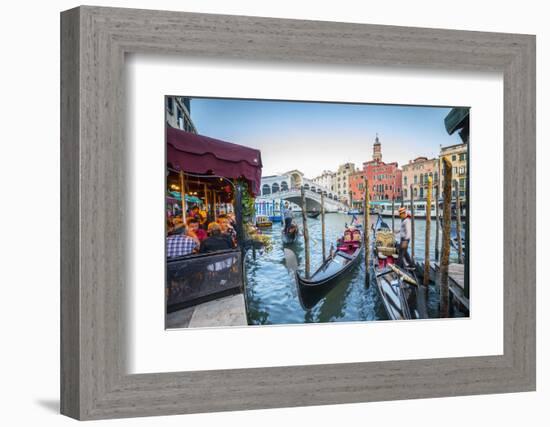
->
237 179 256 221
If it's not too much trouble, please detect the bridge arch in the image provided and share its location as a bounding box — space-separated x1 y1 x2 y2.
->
303 183 310 190
289 172 302 189
280 181 289 192
272 182 280 194
262 184 271 196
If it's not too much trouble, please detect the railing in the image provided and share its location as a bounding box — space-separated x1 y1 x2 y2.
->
166 249 243 312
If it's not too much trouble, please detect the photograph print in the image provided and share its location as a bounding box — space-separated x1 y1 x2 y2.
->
165 96 469 329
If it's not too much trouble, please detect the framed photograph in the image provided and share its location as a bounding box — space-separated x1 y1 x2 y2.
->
61 6 536 420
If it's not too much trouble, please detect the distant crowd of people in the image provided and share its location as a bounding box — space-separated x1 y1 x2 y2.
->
166 205 238 258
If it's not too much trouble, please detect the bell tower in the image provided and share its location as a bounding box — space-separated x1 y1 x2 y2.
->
373 133 382 162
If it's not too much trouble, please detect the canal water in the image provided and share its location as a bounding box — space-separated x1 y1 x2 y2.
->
244 213 464 325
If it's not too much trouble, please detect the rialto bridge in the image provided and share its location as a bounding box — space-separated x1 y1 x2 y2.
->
255 170 347 216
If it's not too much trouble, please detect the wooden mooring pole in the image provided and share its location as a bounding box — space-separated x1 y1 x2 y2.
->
435 158 441 261
301 186 311 278
321 191 326 262
409 184 415 259
454 180 464 264
363 178 370 286
424 176 432 285
435 181 440 261
391 196 395 232
440 157 453 317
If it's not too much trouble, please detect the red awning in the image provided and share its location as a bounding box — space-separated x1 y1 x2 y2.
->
166 127 263 195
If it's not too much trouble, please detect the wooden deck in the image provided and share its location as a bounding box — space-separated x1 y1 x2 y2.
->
416 261 469 313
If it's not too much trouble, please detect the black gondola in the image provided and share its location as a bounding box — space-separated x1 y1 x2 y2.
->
282 222 299 245
307 211 321 219
373 215 427 320
296 227 362 309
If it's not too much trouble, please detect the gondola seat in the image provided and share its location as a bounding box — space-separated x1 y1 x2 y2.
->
377 246 397 256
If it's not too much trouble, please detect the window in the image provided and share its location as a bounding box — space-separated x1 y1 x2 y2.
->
414 175 418 184
403 189 407 198
452 154 457 161
404 176 408 185
262 184 271 196
460 153 467 161
167 97 174 114
460 178 466 189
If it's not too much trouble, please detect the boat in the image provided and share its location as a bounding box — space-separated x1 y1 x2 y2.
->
347 208 362 215
307 211 321 219
255 215 273 228
372 215 427 320
296 226 362 309
282 222 299 245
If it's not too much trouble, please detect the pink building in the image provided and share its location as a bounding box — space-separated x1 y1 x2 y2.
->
365 161 402 201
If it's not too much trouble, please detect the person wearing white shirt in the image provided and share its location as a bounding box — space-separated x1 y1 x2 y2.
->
397 206 413 268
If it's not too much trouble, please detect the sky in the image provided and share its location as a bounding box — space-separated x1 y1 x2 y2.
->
186 97 464 178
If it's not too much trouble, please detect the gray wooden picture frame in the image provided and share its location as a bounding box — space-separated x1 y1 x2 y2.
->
60 6 536 420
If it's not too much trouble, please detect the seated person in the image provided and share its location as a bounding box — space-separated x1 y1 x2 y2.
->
187 205 206 225
217 214 237 247
200 222 233 253
227 213 237 229
187 218 207 242
166 224 199 258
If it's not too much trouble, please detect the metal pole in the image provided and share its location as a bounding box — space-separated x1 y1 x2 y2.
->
234 183 244 246
179 171 187 225
440 157 453 317
213 191 218 221
301 186 311 278
454 180 464 264
424 176 432 285
321 191 326 262
409 184 415 259
364 178 370 286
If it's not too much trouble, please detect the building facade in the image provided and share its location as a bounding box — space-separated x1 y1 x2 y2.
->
166 96 197 133
349 135 403 203
401 156 439 201
312 170 336 193
334 163 356 205
349 171 365 208
365 162 402 201
440 143 468 200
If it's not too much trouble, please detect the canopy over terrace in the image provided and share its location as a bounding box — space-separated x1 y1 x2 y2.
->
166 127 262 196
